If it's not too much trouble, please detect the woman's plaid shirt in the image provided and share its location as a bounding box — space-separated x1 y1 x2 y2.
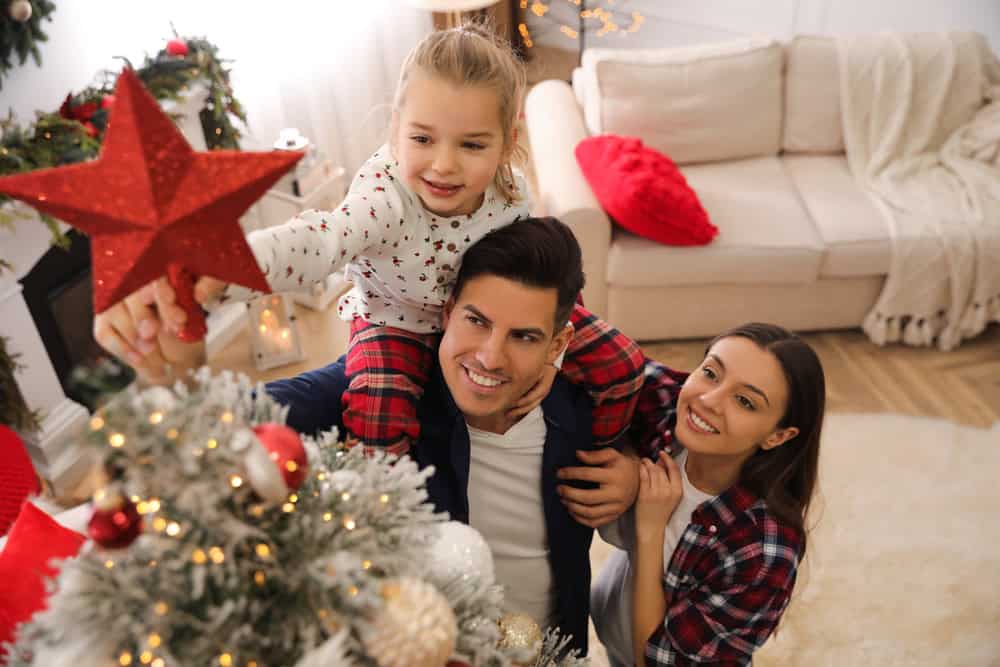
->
631 360 804 666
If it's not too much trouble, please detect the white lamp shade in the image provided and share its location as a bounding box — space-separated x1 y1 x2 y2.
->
405 0 498 10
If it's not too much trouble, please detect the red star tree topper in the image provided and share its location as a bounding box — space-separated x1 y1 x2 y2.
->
0 68 301 340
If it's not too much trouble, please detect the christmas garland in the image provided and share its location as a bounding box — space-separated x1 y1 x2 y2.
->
0 32 247 271
0 0 57 88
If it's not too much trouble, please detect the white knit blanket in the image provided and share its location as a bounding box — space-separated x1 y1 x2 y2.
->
838 32 1000 350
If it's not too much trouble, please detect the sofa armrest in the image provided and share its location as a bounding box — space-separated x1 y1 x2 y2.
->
525 79 612 318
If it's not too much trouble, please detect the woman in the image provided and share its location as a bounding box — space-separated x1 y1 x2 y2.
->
591 323 825 666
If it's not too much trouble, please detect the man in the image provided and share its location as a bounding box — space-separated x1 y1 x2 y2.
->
95 216 641 653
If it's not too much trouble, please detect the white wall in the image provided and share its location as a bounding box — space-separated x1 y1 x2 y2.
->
527 0 1000 53
0 1 429 171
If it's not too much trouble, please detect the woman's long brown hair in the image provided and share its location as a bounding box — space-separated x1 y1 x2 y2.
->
707 323 826 553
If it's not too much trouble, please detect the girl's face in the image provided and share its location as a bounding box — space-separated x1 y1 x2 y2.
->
393 70 508 218
676 336 799 463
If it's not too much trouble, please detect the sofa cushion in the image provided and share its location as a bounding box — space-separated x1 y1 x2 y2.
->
575 134 717 246
607 156 825 287
576 38 783 165
0 502 86 660
783 155 891 277
783 35 845 154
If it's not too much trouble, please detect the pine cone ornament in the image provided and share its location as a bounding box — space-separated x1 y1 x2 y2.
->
362 577 457 667
498 612 543 663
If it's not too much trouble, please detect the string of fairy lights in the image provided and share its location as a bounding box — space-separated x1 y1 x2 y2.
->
87 405 396 667
517 0 645 50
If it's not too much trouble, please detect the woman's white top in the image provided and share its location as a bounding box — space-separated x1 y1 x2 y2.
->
591 451 716 666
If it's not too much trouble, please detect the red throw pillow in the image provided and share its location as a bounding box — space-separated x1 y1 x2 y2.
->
0 425 40 538
0 502 86 661
575 134 717 246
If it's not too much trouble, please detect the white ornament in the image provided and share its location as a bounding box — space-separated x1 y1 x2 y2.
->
132 385 176 413
362 577 457 667
9 0 32 22
244 435 288 503
427 520 495 588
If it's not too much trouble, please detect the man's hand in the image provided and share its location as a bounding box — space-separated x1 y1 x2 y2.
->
556 447 641 528
93 278 205 383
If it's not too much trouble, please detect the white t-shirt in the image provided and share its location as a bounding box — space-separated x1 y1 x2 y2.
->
591 451 716 667
467 407 554 627
225 145 530 333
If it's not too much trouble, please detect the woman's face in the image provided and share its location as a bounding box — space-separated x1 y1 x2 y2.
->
676 336 799 462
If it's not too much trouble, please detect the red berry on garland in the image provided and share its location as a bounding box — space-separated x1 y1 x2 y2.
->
87 490 143 549
166 39 189 57
245 424 308 503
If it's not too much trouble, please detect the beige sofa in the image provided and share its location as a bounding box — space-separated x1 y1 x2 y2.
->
524 36 891 341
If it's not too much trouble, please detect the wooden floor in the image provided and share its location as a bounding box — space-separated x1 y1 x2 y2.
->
641 324 1000 428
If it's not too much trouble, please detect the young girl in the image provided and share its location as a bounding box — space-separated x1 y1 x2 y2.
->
592 323 825 667
195 25 645 455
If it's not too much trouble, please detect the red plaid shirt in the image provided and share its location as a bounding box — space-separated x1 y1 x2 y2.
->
632 361 804 666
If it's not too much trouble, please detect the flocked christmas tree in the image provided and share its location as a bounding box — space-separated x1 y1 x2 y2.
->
2 369 589 667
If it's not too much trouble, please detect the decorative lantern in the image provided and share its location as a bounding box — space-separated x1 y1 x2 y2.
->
247 294 305 371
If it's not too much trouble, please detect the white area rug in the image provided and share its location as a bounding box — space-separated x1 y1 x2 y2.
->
588 413 1000 666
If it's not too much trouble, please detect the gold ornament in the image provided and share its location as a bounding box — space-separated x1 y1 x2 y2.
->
362 577 457 667
498 612 543 660
8 0 32 22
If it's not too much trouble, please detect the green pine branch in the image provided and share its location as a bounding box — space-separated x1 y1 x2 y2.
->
0 0 57 89
0 31 248 270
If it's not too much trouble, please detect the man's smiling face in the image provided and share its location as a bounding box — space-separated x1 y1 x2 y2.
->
438 273 572 434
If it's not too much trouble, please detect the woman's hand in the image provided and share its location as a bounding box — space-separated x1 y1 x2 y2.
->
634 451 683 543
506 363 557 420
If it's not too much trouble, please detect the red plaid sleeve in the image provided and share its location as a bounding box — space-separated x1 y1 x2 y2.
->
561 304 647 446
644 514 802 666
631 360 688 459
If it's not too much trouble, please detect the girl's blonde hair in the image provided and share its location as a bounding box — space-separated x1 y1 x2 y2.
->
392 23 527 203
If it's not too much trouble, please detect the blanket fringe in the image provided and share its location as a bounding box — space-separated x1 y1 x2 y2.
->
862 299 1000 351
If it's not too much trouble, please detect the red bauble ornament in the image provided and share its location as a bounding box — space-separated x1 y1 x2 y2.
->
166 39 189 57
100 94 116 110
87 492 143 549
245 424 308 502
0 68 302 341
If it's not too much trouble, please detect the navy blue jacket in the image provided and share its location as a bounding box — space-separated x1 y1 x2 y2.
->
266 358 599 654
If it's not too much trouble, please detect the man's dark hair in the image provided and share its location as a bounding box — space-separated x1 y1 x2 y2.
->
451 216 585 330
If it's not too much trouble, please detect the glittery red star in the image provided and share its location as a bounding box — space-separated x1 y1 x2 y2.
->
0 68 301 339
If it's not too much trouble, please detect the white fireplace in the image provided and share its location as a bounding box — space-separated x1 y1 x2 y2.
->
0 84 215 496
0 215 92 495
